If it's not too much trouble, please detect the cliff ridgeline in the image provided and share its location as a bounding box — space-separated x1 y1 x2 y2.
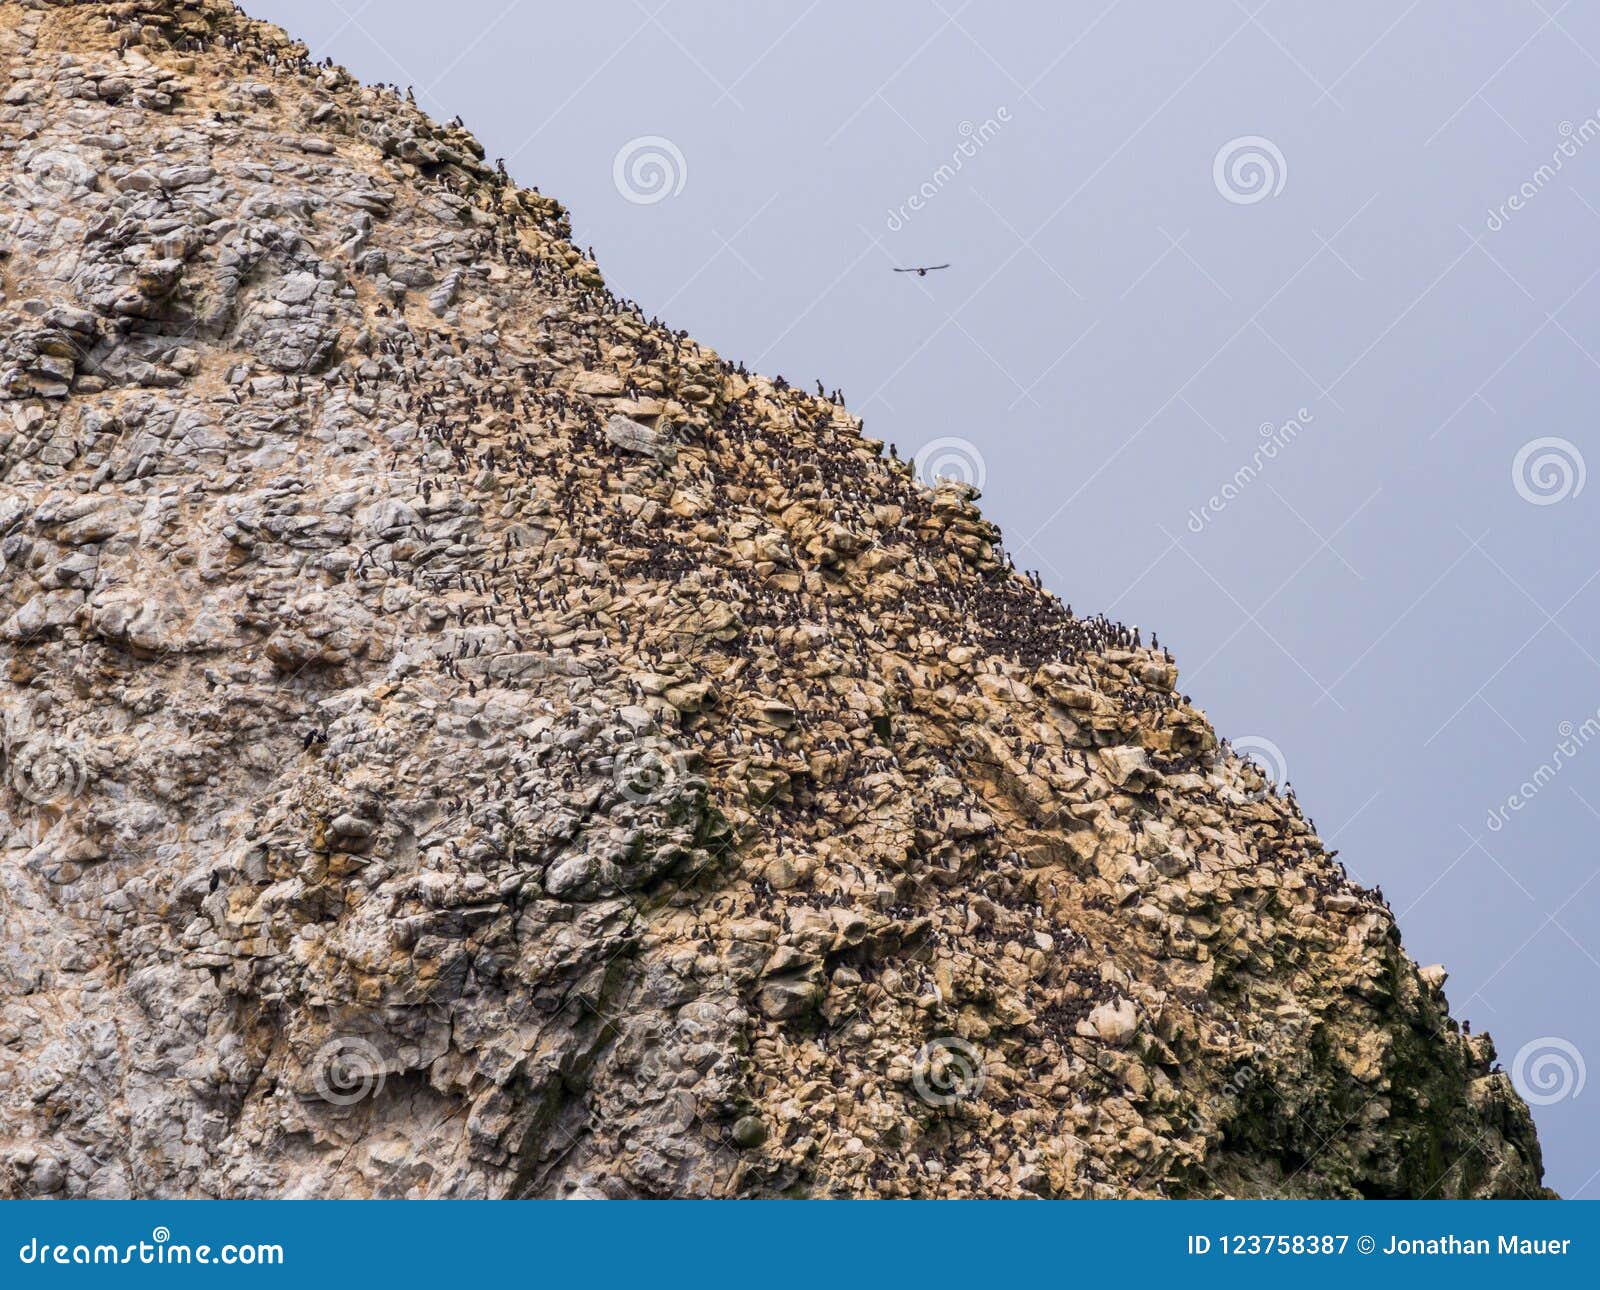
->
0 0 1549 1199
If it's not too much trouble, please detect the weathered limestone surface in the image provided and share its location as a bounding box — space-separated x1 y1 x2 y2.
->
0 0 1549 1199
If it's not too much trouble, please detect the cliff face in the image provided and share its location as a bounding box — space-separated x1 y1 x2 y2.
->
0 0 1548 1199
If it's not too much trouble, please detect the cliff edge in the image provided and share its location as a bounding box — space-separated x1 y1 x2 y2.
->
0 0 1549 1198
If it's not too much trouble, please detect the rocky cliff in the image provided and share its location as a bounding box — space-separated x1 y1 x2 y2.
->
0 0 1550 1199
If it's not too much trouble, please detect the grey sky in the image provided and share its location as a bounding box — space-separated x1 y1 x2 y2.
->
248 0 1599 1195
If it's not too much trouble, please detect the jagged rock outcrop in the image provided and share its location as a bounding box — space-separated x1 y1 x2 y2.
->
0 0 1550 1199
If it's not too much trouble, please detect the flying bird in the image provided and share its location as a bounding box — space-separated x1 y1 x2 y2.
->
894 264 949 277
